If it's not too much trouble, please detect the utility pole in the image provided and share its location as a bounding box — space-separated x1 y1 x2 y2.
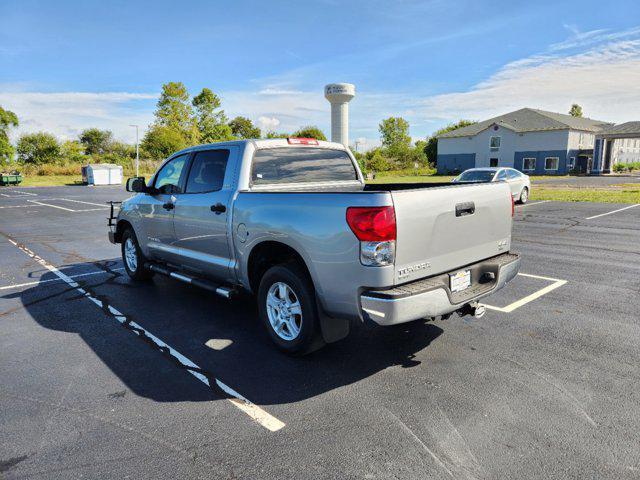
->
129 124 139 177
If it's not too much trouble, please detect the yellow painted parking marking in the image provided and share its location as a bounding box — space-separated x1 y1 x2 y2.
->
483 273 567 313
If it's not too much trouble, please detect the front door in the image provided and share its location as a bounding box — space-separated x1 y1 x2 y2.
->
138 153 190 262
172 147 236 282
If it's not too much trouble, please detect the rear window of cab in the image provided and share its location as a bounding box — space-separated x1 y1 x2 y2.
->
251 147 358 184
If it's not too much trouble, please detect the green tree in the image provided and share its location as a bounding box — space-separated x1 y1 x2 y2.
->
292 125 327 141
379 117 411 151
61 140 85 163
141 124 188 160
155 81 199 144
192 87 233 143
79 128 113 155
569 104 583 117
424 120 476 165
108 141 136 159
0 106 19 164
265 131 290 139
16 132 61 164
229 116 261 139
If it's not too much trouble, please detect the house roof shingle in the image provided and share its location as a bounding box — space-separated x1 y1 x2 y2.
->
438 108 611 138
598 121 640 137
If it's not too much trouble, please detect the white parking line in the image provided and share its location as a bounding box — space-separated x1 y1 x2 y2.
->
5 236 285 432
0 205 35 209
0 190 37 197
516 200 551 208
27 200 77 211
25 199 108 212
483 273 567 313
0 267 125 291
585 204 640 220
57 198 109 207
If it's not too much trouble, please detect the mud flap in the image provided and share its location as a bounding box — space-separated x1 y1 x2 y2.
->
318 308 350 344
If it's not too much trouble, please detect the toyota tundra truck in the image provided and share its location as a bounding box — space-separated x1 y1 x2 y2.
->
108 138 520 354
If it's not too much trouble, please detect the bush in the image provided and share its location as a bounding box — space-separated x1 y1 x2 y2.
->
368 151 391 172
613 163 628 173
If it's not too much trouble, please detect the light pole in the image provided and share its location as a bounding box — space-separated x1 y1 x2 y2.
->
129 124 139 177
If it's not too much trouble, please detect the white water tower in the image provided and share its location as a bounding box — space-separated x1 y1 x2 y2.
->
324 83 355 147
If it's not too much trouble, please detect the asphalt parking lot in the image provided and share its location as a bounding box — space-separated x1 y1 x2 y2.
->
1 186 639 479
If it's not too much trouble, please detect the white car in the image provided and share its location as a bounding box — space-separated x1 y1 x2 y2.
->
453 167 531 204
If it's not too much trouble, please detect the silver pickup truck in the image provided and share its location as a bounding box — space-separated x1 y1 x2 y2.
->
109 138 520 354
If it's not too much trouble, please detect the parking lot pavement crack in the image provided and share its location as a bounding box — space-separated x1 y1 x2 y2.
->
498 356 598 428
383 408 482 480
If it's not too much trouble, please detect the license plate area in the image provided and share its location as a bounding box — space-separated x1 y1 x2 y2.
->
450 269 471 293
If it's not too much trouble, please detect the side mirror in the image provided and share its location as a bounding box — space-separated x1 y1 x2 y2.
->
126 177 147 193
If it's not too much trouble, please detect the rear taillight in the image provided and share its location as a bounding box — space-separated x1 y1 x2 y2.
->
346 206 396 266
346 206 396 241
510 193 515 217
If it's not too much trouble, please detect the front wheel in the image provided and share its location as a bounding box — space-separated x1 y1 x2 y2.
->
121 228 154 281
519 187 529 204
257 263 324 355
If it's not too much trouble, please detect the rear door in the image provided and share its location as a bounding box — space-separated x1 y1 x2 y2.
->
391 183 513 284
172 147 238 282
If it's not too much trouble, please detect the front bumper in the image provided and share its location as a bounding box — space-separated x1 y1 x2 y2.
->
360 252 520 326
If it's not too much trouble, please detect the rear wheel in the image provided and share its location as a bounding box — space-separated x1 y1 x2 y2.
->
121 228 154 281
519 187 529 204
257 263 324 355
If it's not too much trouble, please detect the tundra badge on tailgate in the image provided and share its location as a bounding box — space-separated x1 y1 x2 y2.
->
398 262 431 279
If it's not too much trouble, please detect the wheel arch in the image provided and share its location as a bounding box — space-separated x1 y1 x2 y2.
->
246 240 315 295
114 219 133 243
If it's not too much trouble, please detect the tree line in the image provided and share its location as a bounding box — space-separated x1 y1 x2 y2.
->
0 82 328 169
0 85 585 173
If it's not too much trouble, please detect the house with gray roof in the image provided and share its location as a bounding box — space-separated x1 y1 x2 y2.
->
436 108 611 175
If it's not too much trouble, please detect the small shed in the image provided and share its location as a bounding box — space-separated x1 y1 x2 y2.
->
82 164 123 186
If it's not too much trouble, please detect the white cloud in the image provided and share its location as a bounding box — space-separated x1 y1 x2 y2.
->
257 116 281 131
3 25 640 149
419 36 640 125
0 90 156 142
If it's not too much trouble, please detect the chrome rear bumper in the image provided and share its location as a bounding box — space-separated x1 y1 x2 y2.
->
360 253 520 326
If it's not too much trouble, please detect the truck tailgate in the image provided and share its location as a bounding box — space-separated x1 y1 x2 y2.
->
392 182 513 285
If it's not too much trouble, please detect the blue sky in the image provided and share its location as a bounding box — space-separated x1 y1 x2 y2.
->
2 0 640 148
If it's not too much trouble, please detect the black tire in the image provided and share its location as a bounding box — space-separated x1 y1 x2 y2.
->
257 262 324 355
519 187 529 204
121 228 154 281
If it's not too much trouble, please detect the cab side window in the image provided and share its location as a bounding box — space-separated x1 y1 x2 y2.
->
185 149 230 193
154 154 189 194
495 170 507 181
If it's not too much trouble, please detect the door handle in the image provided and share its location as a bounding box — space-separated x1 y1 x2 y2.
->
210 203 226 214
455 202 475 217
162 202 174 211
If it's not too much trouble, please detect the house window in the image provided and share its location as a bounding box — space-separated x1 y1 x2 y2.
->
523 158 536 171
490 158 499 167
545 157 559 171
490 136 501 151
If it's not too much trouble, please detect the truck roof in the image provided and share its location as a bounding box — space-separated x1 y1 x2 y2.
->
172 138 347 157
